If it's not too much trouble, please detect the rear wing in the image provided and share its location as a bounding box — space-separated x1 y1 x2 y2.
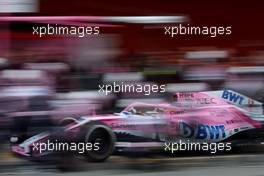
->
205 89 263 114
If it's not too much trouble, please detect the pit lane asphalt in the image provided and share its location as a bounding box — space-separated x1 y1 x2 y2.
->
0 153 264 176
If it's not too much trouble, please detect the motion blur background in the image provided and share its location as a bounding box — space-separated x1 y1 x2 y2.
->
0 0 263 175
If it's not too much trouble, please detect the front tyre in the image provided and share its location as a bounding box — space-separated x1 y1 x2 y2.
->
81 122 116 162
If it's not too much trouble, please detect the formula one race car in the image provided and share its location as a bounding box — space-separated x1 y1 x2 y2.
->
11 89 264 162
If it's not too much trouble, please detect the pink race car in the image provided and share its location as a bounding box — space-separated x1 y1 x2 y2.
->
11 89 264 162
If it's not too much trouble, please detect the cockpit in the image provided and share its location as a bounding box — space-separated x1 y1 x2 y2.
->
121 104 166 117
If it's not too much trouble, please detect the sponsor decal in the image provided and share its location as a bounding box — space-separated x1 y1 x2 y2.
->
177 93 215 105
196 98 216 104
248 98 255 107
222 90 244 105
169 110 185 115
179 122 226 140
209 109 228 117
225 119 243 124
110 123 137 129
178 92 194 99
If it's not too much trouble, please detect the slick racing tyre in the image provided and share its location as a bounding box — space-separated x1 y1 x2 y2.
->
81 122 116 162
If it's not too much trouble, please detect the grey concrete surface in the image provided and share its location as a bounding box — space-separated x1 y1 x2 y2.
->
0 154 264 176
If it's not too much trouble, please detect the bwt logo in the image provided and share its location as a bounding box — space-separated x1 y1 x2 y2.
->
221 90 244 105
179 122 226 140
